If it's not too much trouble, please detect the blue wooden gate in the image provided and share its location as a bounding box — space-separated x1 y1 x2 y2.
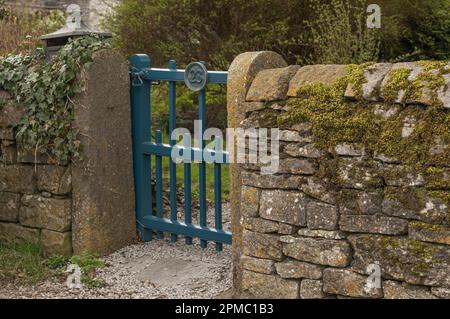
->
130 54 231 251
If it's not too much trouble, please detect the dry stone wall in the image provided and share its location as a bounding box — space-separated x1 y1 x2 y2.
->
227 51 450 299
0 49 135 256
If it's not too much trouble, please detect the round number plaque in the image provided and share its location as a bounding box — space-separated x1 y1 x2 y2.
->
184 62 208 92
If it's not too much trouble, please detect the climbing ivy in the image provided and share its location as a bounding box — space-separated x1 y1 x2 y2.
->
0 35 111 164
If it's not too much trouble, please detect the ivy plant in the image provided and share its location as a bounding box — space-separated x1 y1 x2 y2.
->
0 35 111 164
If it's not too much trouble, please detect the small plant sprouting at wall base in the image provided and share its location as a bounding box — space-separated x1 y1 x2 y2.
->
0 35 111 164
69 254 107 288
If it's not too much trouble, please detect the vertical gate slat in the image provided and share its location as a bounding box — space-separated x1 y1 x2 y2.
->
214 138 223 251
198 89 208 249
130 54 153 241
155 130 164 239
184 133 193 245
168 60 178 243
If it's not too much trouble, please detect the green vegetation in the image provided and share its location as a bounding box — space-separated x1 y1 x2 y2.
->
0 36 111 164
0 241 50 284
0 241 106 288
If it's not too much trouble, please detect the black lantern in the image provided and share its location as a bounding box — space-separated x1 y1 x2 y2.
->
41 5 112 61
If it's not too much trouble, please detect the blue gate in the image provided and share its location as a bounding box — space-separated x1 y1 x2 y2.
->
130 54 231 251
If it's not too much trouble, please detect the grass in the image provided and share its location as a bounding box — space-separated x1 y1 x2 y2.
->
0 241 106 287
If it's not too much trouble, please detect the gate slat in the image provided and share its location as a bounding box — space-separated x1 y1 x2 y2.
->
155 130 164 239
198 89 208 249
168 60 178 243
184 134 193 245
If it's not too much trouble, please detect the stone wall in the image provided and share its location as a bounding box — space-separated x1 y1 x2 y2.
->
227 52 450 299
0 49 135 256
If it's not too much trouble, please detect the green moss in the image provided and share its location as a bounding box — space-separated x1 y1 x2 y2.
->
425 167 450 190
345 62 375 98
385 187 426 212
410 221 448 232
382 68 414 103
427 191 450 206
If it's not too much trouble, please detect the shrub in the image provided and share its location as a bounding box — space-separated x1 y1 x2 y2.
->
0 3 65 56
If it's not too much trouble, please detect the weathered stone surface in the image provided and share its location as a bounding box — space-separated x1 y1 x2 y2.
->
382 187 448 225
323 269 382 298
278 158 316 175
0 165 36 193
0 127 14 140
279 130 310 142
339 215 408 235
275 260 323 279
361 63 392 101
348 234 450 287
334 143 365 157
72 50 136 255
431 287 450 298
374 152 400 164
228 51 287 296
0 222 40 243
0 89 11 100
241 217 279 233
278 223 299 235
288 65 347 97
242 171 304 190
425 167 450 190
241 256 275 274
242 270 299 299
246 66 300 102
17 146 52 165
384 165 425 188
37 165 71 195
284 143 324 159
0 103 25 128
41 230 72 256
307 201 339 230
297 228 346 240
243 102 266 113
336 160 383 189
339 189 383 215
0 142 16 164
282 236 352 267
409 222 450 245
19 195 71 232
0 192 20 222
373 104 400 119
260 190 307 226
437 71 450 109
383 280 436 299
240 186 260 217
300 279 328 299
242 230 283 261
300 178 336 205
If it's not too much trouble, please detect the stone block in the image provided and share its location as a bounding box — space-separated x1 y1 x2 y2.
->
0 165 36 193
338 189 383 215
0 222 40 243
346 63 392 101
336 159 383 189
323 268 382 298
383 280 436 299
241 217 279 233
297 229 346 240
409 222 450 245
241 256 275 274
240 186 260 218
37 165 71 195
300 279 328 299
242 270 299 299
339 215 408 235
260 190 307 226
287 65 347 97
281 236 352 267
242 171 305 190
0 192 21 222
275 260 323 279
348 234 450 287
300 178 336 205
41 230 72 256
242 230 283 261
383 165 425 187
284 143 324 159
278 158 316 175
246 66 300 102
307 201 339 230
19 195 71 232
334 143 365 156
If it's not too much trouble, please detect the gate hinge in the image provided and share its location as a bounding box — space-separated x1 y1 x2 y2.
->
130 67 144 87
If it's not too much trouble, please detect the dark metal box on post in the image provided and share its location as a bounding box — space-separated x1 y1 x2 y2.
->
40 4 112 61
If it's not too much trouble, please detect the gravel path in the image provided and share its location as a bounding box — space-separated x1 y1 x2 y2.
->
0 204 233 299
